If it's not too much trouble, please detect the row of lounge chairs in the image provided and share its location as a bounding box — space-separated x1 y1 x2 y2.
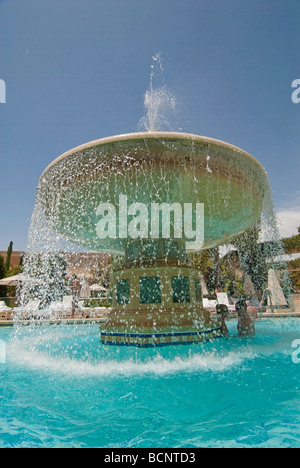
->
0 296 109 322
1 293 234 322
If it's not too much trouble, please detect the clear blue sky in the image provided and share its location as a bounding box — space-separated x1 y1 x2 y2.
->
0 0 300 250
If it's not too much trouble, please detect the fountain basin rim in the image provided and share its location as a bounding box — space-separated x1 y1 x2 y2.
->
40 131 267 180
38 131 269 253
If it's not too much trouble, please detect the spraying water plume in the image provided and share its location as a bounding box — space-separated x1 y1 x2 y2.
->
139 53 177 132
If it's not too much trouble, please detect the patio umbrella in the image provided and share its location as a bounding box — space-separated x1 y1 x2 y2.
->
0 274 42 287
243 274 256 297
80 278 91 298
200 275 209 296
90 284 107 292
267 269 288 308
0 274 27 286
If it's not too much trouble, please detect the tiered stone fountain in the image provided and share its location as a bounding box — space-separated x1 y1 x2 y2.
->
38 131 269 346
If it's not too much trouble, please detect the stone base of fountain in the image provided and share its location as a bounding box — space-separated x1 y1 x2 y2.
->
100 322 222 348
100 239 222 347
101 331 221 347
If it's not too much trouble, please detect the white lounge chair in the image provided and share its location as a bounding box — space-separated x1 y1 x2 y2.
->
203 298 218 309
217 293 236 312
62 296 73 307
89 307 110 319
0 301 13 321
14 300 41 320
0 311 13 321
61 296 74 318
0 300 11 311
48 296 74 319
47 300 65 319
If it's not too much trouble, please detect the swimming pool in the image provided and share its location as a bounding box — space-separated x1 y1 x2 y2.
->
0 319 299 448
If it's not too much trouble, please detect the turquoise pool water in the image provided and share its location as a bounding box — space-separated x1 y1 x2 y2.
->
0 319 299 448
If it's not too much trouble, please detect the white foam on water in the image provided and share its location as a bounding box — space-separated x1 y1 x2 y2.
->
7 339 255 379
8 318 299 380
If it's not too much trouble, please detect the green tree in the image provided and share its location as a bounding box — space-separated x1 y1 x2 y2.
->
233 223 268 292
0 255 6 298
39 252 67 308
0 255 5 280
282 227 300 253
19 253 24 269
287 258 300 293
220 251 240 296
189 248 224 293
21 252 67 308
4 241 13 273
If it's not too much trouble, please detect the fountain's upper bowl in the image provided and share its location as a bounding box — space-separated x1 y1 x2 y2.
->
39 132 268 253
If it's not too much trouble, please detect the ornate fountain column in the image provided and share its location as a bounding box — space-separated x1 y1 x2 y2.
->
101 239 221 347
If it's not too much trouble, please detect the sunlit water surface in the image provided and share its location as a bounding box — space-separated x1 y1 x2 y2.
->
0 319 299 448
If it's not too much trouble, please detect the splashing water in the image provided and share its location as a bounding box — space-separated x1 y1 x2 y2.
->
139 53 177 132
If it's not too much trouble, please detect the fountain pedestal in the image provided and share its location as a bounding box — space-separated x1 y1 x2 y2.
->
101 239 222 347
